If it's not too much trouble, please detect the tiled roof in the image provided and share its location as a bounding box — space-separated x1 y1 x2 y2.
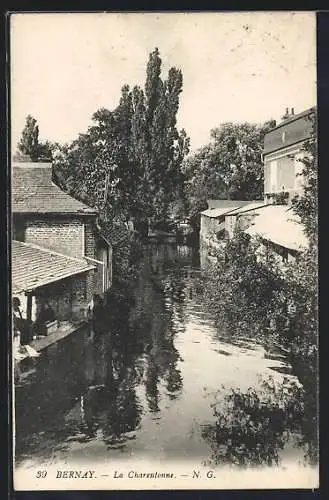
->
12 241 95 294
12 163 97 215
107 225 130 246
97 222 130 247
244 205 308 251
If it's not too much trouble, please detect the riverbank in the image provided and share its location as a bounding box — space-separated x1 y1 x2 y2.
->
14 320 87 364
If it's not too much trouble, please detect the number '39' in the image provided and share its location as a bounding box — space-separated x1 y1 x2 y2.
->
36 470 47 478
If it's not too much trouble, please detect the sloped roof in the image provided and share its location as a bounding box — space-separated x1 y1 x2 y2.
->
244 205 308 251
225 202 269 216
97 221 130 247
201 206 241 218
107 225 130 246
201 201 257 218
12 241 95 294
12 163 97 215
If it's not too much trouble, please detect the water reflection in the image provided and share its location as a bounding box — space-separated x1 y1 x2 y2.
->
15 243 189 461
15 243 316 469
202 375 317 468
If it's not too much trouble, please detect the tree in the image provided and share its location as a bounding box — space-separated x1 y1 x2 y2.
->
143 48 188 224
17 115 53 161
53 48 189 229
291 112 317 247
17 115 39 160
183 120 276 226
201 112 318 464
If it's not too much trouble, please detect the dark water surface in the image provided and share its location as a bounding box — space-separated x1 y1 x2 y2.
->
14 243 311 469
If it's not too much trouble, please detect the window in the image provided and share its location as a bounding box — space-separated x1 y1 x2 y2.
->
277 156 295 190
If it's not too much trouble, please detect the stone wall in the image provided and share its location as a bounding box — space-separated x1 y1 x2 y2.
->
84 220 97 259
25 217 85 258
200 215 224 242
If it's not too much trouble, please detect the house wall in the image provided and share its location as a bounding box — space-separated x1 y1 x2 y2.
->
21 215 100 303
84 221 97 259
83 221 100 300
200 215 224 241
225 215 237 239
84 221 114 299
24 217 85 258
238 213 258 232
71 274 89 320
19 215 99 261
264 143 308 203
13 214 110 307
224 211 260 239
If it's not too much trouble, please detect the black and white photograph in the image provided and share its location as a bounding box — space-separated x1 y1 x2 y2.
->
10 11 318 490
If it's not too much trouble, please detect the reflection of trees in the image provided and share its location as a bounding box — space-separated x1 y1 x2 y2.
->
202 376 317 468
125 244 188 411
80 347 142 445
145 359 160 412
80 243 192 430
165 360 183 398
102 364 142 446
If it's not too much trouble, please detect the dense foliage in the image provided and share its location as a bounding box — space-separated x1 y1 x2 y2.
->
183 120 276 228
17 115 54 161
52 48 190 229
202 113 318 464
17 49 190 279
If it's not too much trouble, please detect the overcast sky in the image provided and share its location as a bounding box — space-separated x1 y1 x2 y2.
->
10 11 316 152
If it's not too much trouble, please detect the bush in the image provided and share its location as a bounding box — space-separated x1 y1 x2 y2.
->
201 115 318 466
203 232 285 340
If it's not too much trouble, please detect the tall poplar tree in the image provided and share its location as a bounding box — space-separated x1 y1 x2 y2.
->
53 48 189 228
17 115 40 160
17 114 53 161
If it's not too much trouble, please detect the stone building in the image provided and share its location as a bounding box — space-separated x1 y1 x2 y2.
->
245 106 316 263
263 107 315 204
200 200 264 246
12 160 112 327
223 202 269 239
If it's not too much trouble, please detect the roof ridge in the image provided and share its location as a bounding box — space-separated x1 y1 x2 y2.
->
269 107 316 132
13 240 90 264
226 202 271 215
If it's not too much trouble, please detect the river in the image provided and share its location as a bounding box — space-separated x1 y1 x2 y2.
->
14 243 317 484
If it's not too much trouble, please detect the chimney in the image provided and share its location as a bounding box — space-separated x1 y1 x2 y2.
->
291 107 295 116
281 107 290 121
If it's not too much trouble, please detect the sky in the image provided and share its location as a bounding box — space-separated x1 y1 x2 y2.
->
10 11 316 152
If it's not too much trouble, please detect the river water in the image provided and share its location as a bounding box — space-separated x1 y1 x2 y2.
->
14 243 316 480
